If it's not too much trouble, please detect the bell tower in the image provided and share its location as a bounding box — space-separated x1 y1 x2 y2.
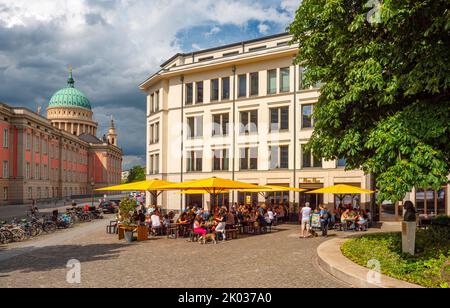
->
107 116 118 146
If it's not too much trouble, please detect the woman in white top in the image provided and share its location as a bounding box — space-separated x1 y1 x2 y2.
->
150 211 162 235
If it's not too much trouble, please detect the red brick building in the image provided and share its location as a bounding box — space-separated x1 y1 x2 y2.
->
0 70 122 205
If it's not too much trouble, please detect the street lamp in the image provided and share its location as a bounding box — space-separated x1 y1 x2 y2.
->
90 178 95 207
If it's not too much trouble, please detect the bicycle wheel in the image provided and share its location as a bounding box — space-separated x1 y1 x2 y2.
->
0 230 12 244
43 222 57 233
10 228 25 242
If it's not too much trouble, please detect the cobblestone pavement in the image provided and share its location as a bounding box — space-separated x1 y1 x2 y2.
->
0 220 353 288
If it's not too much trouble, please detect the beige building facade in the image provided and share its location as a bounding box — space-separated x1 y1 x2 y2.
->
140 33 449 219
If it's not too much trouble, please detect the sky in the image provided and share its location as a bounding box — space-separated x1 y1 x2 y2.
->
0 0 300 170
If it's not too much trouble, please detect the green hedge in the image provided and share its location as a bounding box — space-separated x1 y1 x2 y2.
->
341 227 450 288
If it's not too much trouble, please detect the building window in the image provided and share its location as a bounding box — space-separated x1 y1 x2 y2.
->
280 67 290 93
26 134 31 150
186 83 193 105
416 187 446 215
302 144 322 168
250 72 259 96
3 128 8 148
28 187 32 199
213 149 229 171
240 110 258 134
187 116 203 139
240 147 258 170
34 136 39 153
2 161 8 179
238 74 247 98
196 81 204 104
149 154 160 174
149 123 160 144
154 91 159 112
154 122 159 143
299 66 308 90
35 163 40 179
222 77 230 100
302 104 314 129
270 145 289 169
270 107 289 132
150 94 155 114
267 69 277 94
3 187 7 201
26 162 31 179
299 66 323 90
187 151 203 172
154 154 159 174
212 113 229 137
211 79 219 101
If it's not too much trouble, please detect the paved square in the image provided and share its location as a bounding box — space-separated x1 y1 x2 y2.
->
0 218 346 288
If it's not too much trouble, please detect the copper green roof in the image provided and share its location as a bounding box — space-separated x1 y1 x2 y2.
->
48 70 92 110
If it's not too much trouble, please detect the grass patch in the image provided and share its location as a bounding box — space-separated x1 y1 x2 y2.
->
341 227 450 288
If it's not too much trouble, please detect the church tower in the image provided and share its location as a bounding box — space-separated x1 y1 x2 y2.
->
107 117 118 146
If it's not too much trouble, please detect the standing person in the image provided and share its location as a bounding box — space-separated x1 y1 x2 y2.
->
300 202 312 238
319 204 330 237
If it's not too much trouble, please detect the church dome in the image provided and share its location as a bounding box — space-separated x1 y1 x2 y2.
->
48 69 92 110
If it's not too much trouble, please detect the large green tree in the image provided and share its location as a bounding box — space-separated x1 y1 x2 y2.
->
127 165 146 183
289 0 450 202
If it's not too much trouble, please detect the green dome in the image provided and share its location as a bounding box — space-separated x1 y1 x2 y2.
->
48 70 92 110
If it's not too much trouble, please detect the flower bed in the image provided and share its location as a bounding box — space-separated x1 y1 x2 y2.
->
341 227 450 288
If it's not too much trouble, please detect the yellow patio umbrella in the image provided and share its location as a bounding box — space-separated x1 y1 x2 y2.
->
306 184 375 208
158 177 263 211
96 179 174 206
306 184 374 194
178 190 231 195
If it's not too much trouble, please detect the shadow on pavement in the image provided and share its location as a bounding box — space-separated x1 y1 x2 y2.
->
0 243 128 274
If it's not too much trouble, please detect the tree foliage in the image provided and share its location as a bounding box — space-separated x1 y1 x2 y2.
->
289 0 450 202
127 165 146 183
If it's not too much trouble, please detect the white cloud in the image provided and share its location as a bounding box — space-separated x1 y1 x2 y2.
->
204 25 221 37
191 43 201 51
258 23 270 35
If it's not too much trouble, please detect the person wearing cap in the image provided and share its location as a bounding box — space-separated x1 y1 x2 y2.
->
300 202 312 238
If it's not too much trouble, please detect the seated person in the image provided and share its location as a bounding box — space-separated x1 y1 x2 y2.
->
193 215 207 241
150 211 162 235
226 210 235 228
138 210 146 226
214 208 227 240
356 213 368 231
178 212 188 224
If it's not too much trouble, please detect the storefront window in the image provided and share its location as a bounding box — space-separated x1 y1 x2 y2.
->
415 187 447 215
186 194 203 208
437 189 446 215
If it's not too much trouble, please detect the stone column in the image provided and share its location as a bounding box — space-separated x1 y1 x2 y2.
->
77 124 80 136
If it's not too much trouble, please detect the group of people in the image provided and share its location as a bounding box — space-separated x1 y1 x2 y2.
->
337 207 372 231
299 202 372 238
129 208 175 236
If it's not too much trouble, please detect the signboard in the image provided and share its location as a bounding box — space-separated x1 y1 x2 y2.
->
245 196 252 205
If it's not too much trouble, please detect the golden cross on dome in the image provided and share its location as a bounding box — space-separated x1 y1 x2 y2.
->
68 65 73 73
